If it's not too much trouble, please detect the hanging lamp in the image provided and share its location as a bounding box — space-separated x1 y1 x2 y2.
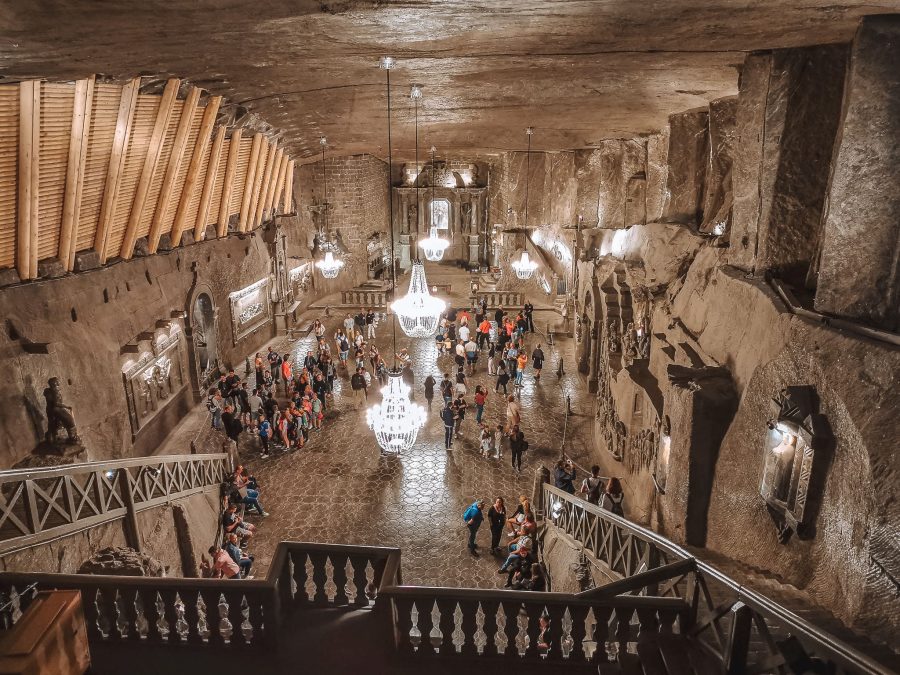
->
314 137 344 279
510 127 539 280
392 261 446 337
419 145 449 261
367 56 426 455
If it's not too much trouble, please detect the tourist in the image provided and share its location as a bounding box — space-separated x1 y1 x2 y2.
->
531 343 545 381
350 367 368 408
510 428 528 471
478 317 492 349
354 308 366 338
222 504 256 541
524 301 535 332
515 350 528 386
375 356 388 386
497 537 532 585
487 342 497 375
513 563 546 592
459 321 470 343
313 372 328 411
506 395 521 430
277 411 292 451
313 318 325 340
440 373 454 406
495 362 510 394
258 414 272 458
441 401 456 449
480 423 493 457
254 353 265 388
365 308 377 339
506 342 519 380
324 357 337 393
463 499 485 556
454 371 467 397
465 336 478 373
208 545 241 579
602 477 625 516
237 382 252 426
424 373 436 408
452 393 468 437
555 458 577 494
396 347 411 368
487 497 507 554
343 314 355 341
263 392 278 421
281 354 293 393
303 350 317 372
311 393 323 430
580 465 606 505
506 496 531 535
267 347 281 385
473 385 487 423
249 388 263 429
402 363 415 398
222 404 243 445
225 533 254 578
536 614 551 656
494 423 505 460
207 388 224 429
454 340 466 370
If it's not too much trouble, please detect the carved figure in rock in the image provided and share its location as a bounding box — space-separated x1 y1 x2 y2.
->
637 329 650 359
43 377 80 444
406 203 416 234
622 322 638 366
140 380 153 416
772 432 798 503
607 321 619 354
460 202 473 234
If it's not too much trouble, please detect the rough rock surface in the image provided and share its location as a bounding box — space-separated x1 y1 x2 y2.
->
700 96 737 235
78 546 167 577
662 109 709 225
815 15 900 329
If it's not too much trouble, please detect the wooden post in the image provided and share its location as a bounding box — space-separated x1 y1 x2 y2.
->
271 150 289 216
283 160 295 213
238 133 263 232
59 76 95 271
253 143 277 227
246 139 269 229
117 469 142 552
264 149 285 219
95 77 141 262
17 80 40 280
725 602 753 674
194 125 225 240
148 86 200 252
120 78 179 260
216 129 241 237
170 95 221 245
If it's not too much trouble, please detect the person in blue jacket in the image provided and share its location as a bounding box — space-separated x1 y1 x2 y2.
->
463 499 485 556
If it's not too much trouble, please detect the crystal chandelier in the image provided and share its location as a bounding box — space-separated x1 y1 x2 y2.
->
418 145 449 261
511 250 538 279
392 261 446 337
367 55 426 455
315 137 343 279
315 250 344 279
367 370 427 454
510 127 540 280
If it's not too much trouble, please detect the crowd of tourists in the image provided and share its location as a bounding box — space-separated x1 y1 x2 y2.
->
202 464 266 580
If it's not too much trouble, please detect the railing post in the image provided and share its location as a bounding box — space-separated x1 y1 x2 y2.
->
724 601 753 675
118 469 142 552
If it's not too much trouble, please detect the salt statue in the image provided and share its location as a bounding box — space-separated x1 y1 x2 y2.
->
43 377 80 444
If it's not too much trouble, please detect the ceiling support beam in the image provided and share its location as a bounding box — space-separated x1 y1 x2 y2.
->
17 80 40 280
252 142 277 227
120 78 179 260
262 148 285 222
283 160 295 214
95 77 141 263
194 125 225 241
271 149 289 217
59 75 95 271
238 133 263 233
216 128 241 237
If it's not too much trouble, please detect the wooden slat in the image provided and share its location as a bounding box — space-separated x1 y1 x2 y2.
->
271 148 289 217
194 125 225 240
229 137 252 216
170 95 221 245
283 159 295 213
36 83 75 263
148 86 199 252
216 129 241 236
59 76 95 271
94 77 140 262
261 148 283 224
0 86 19 270
252 142 276 227
17 80 40 280
238 133 263 232
245 136 268 230
120 78 179 260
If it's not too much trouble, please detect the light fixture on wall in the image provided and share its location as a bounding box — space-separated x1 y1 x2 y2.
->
314 137 344 279
510 127 539 280
419 145 450 261
367 56 426 455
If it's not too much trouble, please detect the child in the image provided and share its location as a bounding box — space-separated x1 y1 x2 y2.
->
494 423 505 459
480 424 494 458
311 395 323 430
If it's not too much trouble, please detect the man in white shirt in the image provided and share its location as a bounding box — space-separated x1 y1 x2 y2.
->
465 338 479 373
459 323 470 342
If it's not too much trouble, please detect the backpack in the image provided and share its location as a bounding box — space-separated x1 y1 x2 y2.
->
463 503 479 522
587 478 602 505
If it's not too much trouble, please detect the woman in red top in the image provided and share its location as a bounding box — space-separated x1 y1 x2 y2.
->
474 385 488 424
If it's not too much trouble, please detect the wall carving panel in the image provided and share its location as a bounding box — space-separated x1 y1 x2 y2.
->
123 327 188 435
229 278 272 344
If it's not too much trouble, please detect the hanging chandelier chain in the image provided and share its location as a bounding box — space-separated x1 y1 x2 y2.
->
414 94 419 259
386 65 399 369
321 141 328 235
524 129 532 229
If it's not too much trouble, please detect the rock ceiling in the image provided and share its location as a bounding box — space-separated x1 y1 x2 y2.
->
1 1 898 161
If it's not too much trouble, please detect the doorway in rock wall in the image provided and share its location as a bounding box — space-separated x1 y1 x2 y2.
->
191 292 219 394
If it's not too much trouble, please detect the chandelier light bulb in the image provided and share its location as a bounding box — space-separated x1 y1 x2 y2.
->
380 56 396 70
367 371 426 454
419 226 450 262
392 261 447 337
511 250 538 279
315 250 344 279
410 84 423 100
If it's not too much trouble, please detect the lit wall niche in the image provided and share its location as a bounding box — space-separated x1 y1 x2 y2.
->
760 386 832 543
229 278 272 343
122 323 188 435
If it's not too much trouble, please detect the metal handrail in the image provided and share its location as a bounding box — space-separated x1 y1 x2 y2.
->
543 483 893 675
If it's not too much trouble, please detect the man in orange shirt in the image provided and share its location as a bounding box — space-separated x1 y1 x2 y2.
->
478 318 492 349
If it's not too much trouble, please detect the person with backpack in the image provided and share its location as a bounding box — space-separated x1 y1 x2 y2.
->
531 343 545 381
441 401 456 449
580 465 606 505
350 367 367 408
510 428 528 471
555 458 577 494
424 373 436 408
267 347 281 385
440 373 454 406
495 361 510 394
257 414 272 458
602 478 625 516
463 499 485 556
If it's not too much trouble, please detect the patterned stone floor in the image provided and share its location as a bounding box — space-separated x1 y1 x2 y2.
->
162 267 597 589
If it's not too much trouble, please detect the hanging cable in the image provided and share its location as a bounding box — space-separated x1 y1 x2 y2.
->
320 138 328 237
381 57 399 370
524 127 533 229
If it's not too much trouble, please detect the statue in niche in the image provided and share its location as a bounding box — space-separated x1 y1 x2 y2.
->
470 164 480 186
622 322 638 366
607 321 620 354
152 365 170 401
771 432 798 503
460 202 473 235
43 378 80 445
140 380 154 416
406 203 417 234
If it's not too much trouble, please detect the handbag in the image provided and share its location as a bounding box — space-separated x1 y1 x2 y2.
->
238 487 249 499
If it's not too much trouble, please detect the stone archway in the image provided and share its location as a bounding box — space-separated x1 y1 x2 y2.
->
186 285 220 395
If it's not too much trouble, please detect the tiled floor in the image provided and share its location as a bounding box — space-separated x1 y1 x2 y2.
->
167 268 597 589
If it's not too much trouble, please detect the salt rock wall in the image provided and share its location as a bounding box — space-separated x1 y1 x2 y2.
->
0 231 292 468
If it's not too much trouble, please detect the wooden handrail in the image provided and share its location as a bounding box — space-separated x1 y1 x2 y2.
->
576 559 696 599
0 453 228 483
